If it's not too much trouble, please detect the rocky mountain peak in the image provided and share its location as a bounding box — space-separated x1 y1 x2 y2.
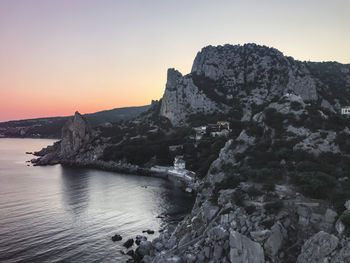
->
160 43 350 126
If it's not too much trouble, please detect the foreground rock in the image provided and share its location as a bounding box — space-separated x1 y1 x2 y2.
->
297 231 338 263
123 238 134 249
229 230 265 263
111 234 122 242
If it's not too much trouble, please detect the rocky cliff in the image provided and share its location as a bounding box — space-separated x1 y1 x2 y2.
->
32 111 101 165
130 45 350 262
60 111 92 157
160 44 350 126
138 92 350 263
160 69 223 126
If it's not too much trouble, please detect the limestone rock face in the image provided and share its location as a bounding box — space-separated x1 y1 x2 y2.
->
191 44 318 102
160 68 221 126
297 231 339 263
60 111 92 157
160 44 330 126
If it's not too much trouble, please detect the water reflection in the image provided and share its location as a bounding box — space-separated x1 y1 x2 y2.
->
153 181 195 227
60 166 90 215
0 138 196 262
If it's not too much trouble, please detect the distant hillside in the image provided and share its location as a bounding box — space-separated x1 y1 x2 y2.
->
0 105 151 138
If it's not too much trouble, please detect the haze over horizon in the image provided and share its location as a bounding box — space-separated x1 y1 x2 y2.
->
1 0 349 122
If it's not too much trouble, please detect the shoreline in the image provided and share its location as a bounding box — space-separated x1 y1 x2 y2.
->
32 158 198 193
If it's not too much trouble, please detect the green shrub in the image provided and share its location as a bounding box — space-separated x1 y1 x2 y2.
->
340 213 350 227
264 201 283 213
264 108 284 131
245 205 256 215
290 101 303 111
262 183 275 192
294 172 337 199
340 213 350 236
247 186 262 197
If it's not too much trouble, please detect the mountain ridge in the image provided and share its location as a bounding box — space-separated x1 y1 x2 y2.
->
0 105 151 138
160 43 350 126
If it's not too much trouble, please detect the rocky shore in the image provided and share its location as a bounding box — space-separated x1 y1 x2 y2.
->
31 111 197 192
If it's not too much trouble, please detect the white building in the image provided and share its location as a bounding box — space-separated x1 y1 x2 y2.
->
341 107 350 115
194 126 207 141
174 156 186 170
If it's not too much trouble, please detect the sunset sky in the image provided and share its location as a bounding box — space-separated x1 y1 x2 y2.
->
0 0 349 122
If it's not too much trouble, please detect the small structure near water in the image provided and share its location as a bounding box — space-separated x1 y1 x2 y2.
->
150 156 196 188
173 155 186 170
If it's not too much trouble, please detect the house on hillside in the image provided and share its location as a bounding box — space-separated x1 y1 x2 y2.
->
209 121 231 137
194 126 207 141
194 121 231 140
217 121 230 130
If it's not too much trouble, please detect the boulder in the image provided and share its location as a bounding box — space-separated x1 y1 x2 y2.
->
297 231 339 263
250 230 271 242
335 219 345 235
135 240 152 257
297 206 311 226
229 230 265 263
324 209 337 224
142 255 153 263
153 241 163 251
208 225 229 241
264 222 287 257
135 235 147 245
184 253 196 263
330 240 350 262
345 200 350 210
203 203 219 222
143 229 155 235
126 249 135 257
123 238 134 249
111 234 122 242
213 243 224 259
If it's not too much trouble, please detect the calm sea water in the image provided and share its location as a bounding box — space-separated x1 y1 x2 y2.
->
0 139 194 263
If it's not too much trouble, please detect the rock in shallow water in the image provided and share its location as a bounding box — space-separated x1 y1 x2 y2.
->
111 234 122 242
135 235 147 245
142 229 155 235
123 238 134 249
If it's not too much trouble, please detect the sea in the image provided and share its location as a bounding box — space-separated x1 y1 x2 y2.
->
0 138 194 263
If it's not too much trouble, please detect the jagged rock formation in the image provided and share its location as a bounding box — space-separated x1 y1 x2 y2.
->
160 68 223 126
60 111 92 157
32 111 100 165
160 44 350 126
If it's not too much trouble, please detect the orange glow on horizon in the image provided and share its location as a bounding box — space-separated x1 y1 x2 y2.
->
0 0 349 122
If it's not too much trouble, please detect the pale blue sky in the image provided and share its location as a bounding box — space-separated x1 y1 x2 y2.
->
0 0 349 121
